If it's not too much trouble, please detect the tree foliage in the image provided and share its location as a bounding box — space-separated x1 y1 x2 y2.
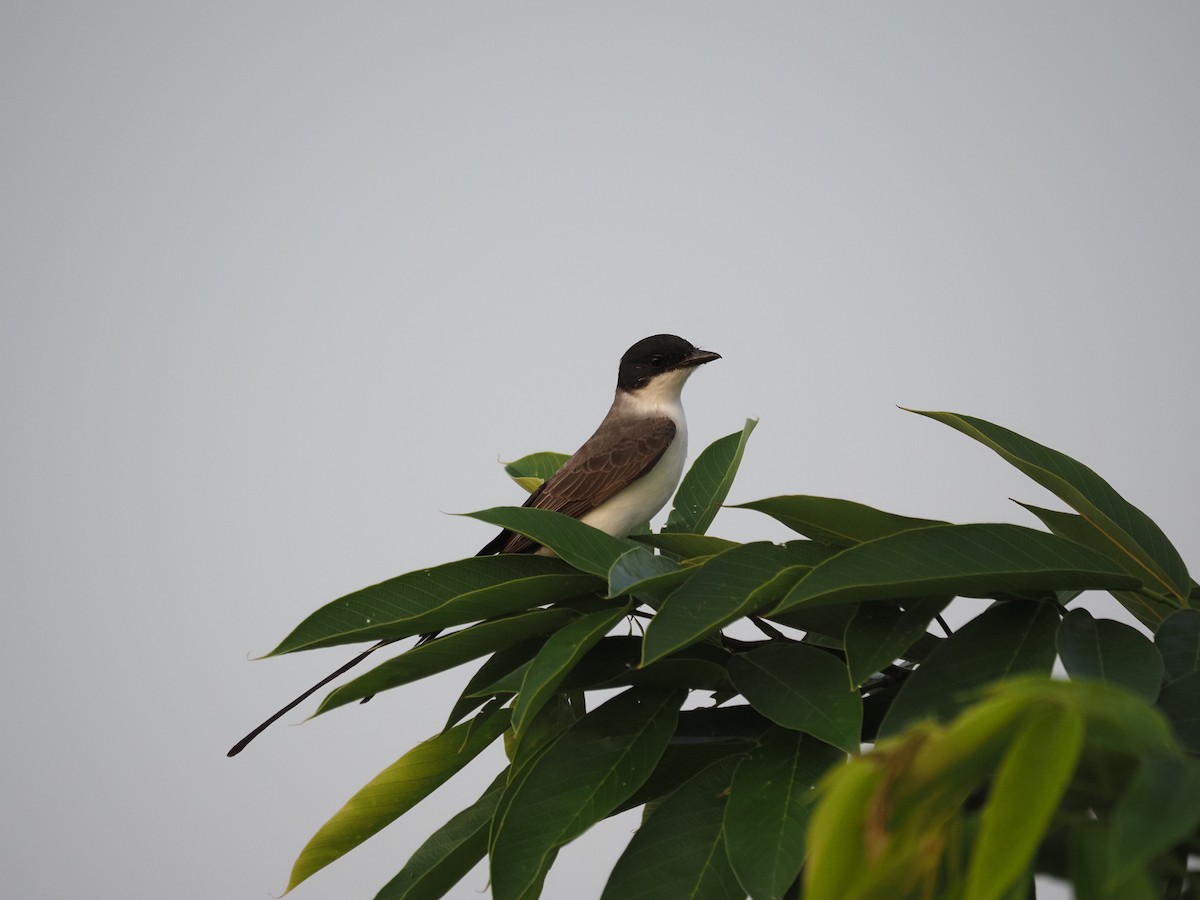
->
248 411 1199 899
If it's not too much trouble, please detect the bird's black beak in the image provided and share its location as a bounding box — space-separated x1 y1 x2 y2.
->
680 348 721 368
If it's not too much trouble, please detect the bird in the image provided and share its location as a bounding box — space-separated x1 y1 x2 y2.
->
228 334 719 756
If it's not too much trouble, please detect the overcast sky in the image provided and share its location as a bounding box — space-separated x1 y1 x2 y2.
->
3 5 1198 899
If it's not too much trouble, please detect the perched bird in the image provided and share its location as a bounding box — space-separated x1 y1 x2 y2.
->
228 334 719 756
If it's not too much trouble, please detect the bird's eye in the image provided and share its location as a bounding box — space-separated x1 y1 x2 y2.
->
650 355 665 368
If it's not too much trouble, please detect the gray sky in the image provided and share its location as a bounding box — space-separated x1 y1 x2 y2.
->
3 5 1197 899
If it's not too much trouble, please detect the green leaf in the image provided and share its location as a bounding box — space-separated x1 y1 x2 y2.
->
729 643 862 753
843 597 949 687
965 701 1084 900
1016 502 1178 627
511 605 629 738
606 548 687 599
503 451 570 485
601 755 743 900
1107 753 1200 889
464 506 639 577
631 532 741 560
270 555 598 654
724 729 844 900
316 608 577 714
373 769 508 900
664 418 757 536
1056 608 1163 702
773 523 1141 613
1068 823 1159 900
911 409 1190 605
285 709 511 893
1155 608 1200 683
1156 669 1200 754
878 600 1060 738
733 495 944 546
445 639 543 728
641 543 813 666
490 687 685 900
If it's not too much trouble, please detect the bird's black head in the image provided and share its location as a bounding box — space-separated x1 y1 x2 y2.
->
617 334 721 391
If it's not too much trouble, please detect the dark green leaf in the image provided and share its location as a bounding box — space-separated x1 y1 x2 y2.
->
1068 823 1160 900
729 643 862 753
317 608 577 714
602 755 744 900
911 410 1190 605
464 507 639 577
606 548 687 599
373 770 508 900
1107 753 1200 888
490 687 685 900
664 418 757 536
1156 669 1200 754
843 597 948 687
270 555 597 655
632 532 741 560
878 600 1060 738
1056 608 1163 702
445 639 543 728
285 709 510 893
724 729 844 900
642 543 811 666
774 523 1141 613
1155 608 1200 684
732 495 944 546
511 605 629 737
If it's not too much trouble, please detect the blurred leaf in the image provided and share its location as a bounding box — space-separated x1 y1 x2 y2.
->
1156 669 1200 754
374 770 508 900
843 597 948 687
664 418 757 536
270 555 597 655
503 451 570 485
724 729 844 900
774 523 1141 613
1107 753 1200 888
285 709 510 893
911 410 1190 605
964 702 1084 900
1068 823 1159 900
601 755 743 900
730 643 862 753
317 608 577 714
511 605 629 738
803 756 887 900
1056 608 1163 702
464 507 640 577
642 543 811 665
490 687 685 900
632 532 741 559
1155 608 1200 684
733 495 944 546
878 600 1060 738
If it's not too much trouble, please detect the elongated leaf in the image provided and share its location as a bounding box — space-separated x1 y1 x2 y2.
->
602 755 743 900
316 608 577 714
464 507 639 577
774 523 1141 613
733 495 944 546
1106 753 1200 889
490 687 685 900
724 729 844 900
445 639 543 729
843 597 948 687
511 605 629 738
285 709 511 893
878 600 1060 738
606 548 685 599
1069 823 1159 900
965 702 1084 900
729 643 862 753
803 757 887 900
270 555 597 655
504 451 570 485
632 532 741 560
1056 608 1163 702
1156 669 1200 754
664 418 757 536
642 543 812 666
912 410 1190 604
1155 608 1200 684
374 770 508 900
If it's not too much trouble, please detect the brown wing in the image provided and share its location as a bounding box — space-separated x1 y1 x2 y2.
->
478 416 677 555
